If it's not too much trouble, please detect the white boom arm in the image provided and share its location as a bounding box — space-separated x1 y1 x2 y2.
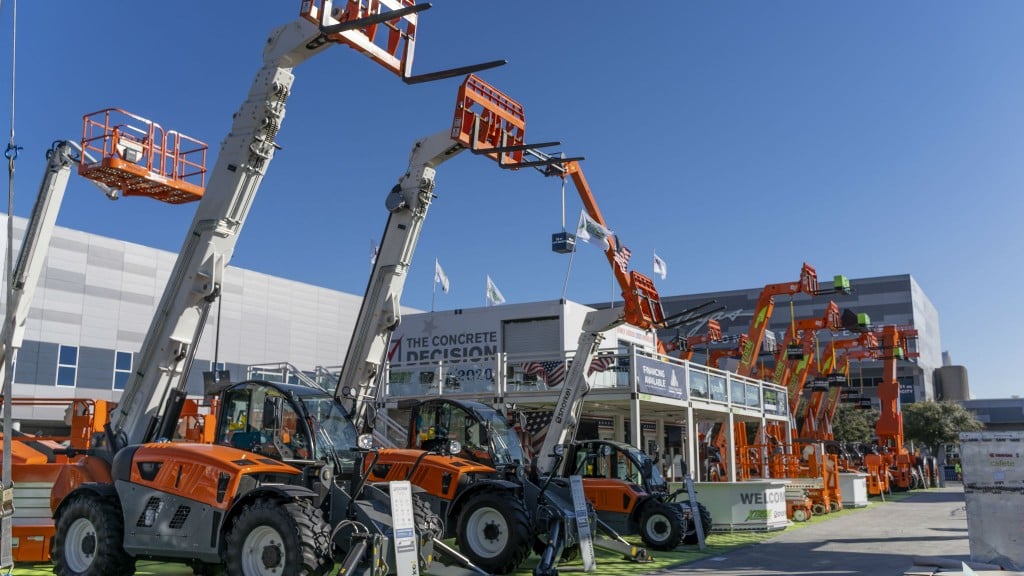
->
106 18 343 450
1 143 75 379
336 130 465 432
534 306 624 476
3 143 78 568
0 142 117 380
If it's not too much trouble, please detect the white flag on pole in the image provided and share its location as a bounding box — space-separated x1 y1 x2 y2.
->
434 259 450 293
370 241 379 266
575 210 613 251
486 275 506 306
653 252 667 281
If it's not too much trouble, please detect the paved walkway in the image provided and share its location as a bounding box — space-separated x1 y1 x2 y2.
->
662 486 971 576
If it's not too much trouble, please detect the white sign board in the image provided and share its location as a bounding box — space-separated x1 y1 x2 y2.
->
693 481 789 531
389 480 420 576
569 475 596 572
960 431 1024 570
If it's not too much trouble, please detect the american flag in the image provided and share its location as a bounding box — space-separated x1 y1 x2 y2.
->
613 244 631 274
588 355 615 375
521 360 566 388
521 411 554 459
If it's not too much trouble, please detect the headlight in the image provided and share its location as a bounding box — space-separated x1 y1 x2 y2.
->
357 434 375 450
319 465 333 484
447 440 462 455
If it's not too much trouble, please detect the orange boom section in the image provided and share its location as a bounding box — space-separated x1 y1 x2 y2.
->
79 108 208 203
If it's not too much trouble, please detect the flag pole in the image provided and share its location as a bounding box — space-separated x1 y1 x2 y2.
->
432 258 437 312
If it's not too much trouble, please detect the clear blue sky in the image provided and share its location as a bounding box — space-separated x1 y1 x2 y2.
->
1 2 1021 399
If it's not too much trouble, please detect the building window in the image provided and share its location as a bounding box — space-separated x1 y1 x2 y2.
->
113 351 133 391
57 345 78 388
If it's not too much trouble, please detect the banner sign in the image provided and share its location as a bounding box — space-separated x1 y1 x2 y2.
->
634 356 687 400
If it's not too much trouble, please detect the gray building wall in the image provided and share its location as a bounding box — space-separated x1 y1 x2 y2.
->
962 398 1024 430
653 272 942 403
1 214 377 425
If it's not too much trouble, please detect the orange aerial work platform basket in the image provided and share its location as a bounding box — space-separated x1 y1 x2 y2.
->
79 108 208 204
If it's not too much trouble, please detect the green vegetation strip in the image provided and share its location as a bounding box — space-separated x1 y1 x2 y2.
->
11 494 915 576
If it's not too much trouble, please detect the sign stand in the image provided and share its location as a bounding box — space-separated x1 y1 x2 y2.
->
684 473 706 551
389 480 419 576
569 475 597 572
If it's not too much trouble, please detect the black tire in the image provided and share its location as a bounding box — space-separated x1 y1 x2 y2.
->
455 491 532 574
413 493 444 573
682 502 713 545
638 500 686 551
414 494 445 542
224 498 331 576
52 494 135 576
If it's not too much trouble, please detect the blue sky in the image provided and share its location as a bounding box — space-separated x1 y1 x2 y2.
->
1 2 1021 399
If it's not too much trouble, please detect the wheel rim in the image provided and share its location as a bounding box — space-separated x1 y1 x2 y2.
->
65 517 98 573
464 506 509 558
242 525 286 576
644 513 671 544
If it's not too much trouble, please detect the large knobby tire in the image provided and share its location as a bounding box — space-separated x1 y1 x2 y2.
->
682 502 713 545
223 498 332 576
414 494 444 543
52 495 135 576
638 500 686 551
413 494 444 572
455 491 532 574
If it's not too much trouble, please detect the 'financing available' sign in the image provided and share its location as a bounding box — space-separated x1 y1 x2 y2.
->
634 356 687 400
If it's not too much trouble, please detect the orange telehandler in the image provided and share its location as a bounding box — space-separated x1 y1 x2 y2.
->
522 151 721 554
45 3 507 576
224 74 559 575
0 110 206 563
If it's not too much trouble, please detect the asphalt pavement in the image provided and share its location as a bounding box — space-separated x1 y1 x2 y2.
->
661 485 972 576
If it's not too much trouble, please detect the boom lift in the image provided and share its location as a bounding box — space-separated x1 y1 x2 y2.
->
1 118 197 562
709 300 843 482
873 324 922 492
664 320 724 363
221 75 544 575
48 3 504 576
797 330 877 443
705 265 849 483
